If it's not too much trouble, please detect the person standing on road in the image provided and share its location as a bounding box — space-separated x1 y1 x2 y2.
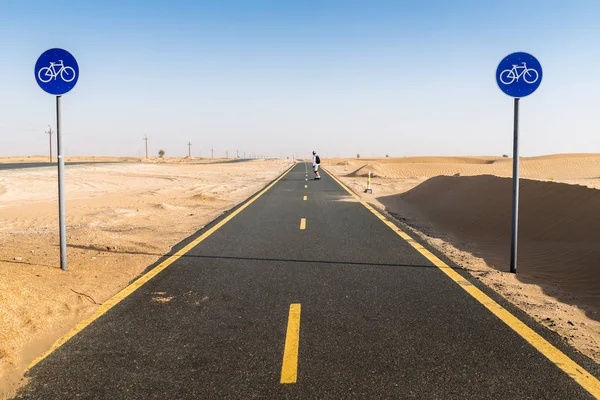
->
312 151 321 180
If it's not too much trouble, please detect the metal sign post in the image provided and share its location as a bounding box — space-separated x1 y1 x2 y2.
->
35 48 79 271
56 95 67 269
510 98 520 274
495 52 542 273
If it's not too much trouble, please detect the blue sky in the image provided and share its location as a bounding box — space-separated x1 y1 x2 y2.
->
0 0 599 158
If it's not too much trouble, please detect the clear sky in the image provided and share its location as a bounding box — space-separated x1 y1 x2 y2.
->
1 0 599 158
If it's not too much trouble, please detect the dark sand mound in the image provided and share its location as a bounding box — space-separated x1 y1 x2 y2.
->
379 175 600 310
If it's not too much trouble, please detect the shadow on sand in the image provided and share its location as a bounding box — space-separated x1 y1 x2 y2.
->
377 175 600 323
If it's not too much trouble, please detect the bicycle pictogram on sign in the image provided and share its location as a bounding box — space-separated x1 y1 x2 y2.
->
499 63 539 85
34 48 79 96
37 60 77 83
495 52 542 98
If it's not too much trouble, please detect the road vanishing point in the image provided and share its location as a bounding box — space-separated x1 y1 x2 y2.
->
15 163 600 399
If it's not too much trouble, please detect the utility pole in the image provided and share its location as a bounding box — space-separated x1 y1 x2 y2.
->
237 150 239 158
211 148 214 159
46 125 53 162
226 149 228 159
143 135 148 159
244 151 246 159
187 141 192 157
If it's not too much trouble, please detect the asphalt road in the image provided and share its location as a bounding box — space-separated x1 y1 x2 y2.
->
0 162 123 170
15 163 600 399
0 159 261 170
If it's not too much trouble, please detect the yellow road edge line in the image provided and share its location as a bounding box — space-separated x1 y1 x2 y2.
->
303 196 307 201
281 303 301 384
322 168 600 398
300 218 306 230
304 185 307 188
26 165 296 372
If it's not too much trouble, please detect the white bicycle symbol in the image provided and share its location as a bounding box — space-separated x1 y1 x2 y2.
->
499 62 539 85
37 60 76 83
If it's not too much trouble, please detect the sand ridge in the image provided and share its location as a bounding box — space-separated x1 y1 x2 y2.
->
327 154 600 364
339 155 600 189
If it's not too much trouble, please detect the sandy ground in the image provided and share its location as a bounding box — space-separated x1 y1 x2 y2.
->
2 154 599 395
326 154 600 365
0 155 237 164
0 156 142 164
0 158 290 398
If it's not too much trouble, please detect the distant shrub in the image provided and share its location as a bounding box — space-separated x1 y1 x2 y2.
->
502 154 509 158
158 150 165 158
357 154 360 158
386 154 389 157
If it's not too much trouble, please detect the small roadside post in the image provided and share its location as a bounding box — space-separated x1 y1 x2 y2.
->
364 171 373 194
495 52 542 273
35 48 79 271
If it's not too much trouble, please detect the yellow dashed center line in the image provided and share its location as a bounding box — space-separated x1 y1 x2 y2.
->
303 196 307 201
300 218 306 230
281 303 301 384
304 185 307 188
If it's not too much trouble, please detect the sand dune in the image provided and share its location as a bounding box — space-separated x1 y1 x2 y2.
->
391 176 600 298
335 155 600 187
328 154 600 363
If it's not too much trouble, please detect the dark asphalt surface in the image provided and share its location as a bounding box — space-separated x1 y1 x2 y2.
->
0 162 123 170
0 159 266 170
15 163 599 399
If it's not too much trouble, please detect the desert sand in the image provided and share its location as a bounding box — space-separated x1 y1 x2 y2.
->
0 156 144 164
0 158 290 397
326 154 600 364
2 153 600 396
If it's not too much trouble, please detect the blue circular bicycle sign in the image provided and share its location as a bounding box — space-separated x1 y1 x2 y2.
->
496 52 542 98
35 48 79 95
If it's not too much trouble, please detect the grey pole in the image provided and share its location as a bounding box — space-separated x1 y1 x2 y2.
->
47 125 53 163
144 135 148 159
56 96 67 271
510 98 520 273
